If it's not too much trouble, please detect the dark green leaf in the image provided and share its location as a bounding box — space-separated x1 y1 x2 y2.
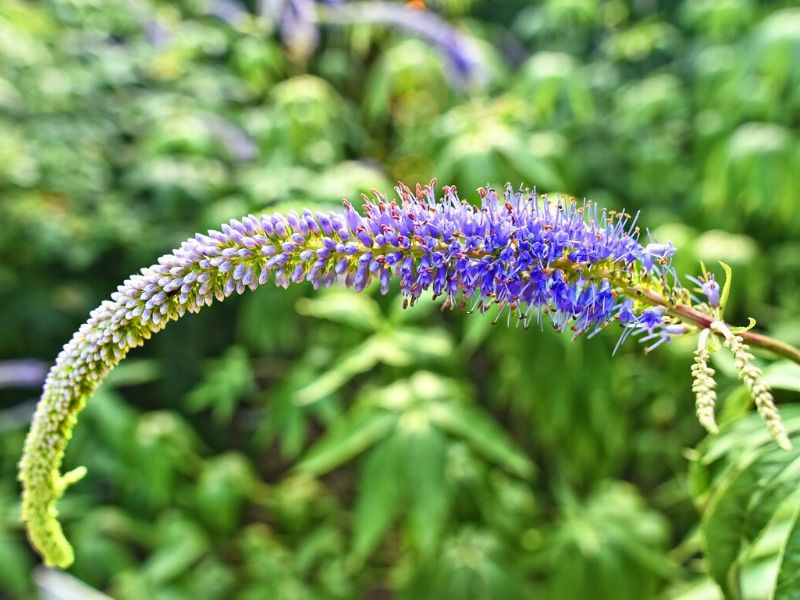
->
352 433 405 558
402 426 450 557
775 502 800 600
296 290 383 332
691 408 800 598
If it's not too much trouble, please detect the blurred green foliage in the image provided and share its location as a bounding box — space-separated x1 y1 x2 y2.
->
2 0 800 598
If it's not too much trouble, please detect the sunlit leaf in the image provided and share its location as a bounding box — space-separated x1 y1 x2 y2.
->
296 290 383 332
719 261 733 316
763 362 800 393
391 326 454 363
295 408 397 477
294 335 382 405
429 401 534 479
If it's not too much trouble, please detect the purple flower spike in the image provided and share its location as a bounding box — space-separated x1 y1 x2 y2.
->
20 182 684 570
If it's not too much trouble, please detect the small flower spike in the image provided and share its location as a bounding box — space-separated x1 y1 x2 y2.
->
710 321 791 450
691 328 718 434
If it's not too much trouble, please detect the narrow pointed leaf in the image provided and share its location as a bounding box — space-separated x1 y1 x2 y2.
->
402 426 450 557
352 433 405 558
295 336 381 405
774 503 800 600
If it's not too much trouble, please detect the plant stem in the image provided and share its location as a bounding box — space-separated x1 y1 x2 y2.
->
635 287 800 366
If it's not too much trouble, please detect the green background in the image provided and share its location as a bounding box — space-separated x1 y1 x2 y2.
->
2 0 800 598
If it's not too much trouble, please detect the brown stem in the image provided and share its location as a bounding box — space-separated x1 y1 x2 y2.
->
426 248 800 365
636 287 800 366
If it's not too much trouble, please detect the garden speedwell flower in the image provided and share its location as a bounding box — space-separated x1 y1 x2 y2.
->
18 183 799 568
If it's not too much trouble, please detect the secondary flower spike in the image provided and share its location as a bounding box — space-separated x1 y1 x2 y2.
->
18 182 795 568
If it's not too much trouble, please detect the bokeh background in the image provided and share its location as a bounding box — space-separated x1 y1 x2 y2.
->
2 0 800 598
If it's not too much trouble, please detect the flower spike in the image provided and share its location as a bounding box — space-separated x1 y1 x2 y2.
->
710 321 791 450
18 183 798 568
692 328 719 434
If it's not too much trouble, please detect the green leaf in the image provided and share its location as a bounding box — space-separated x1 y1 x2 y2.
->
194 453 257 534
730 318 757 334
388 293 439 324
352 433 405 559
296 290 383 332
402 426 450 557
105 359 160 387
145 515 209 584
295 335 382 405
391 326 454 363
295 328 452 407
702 447 800 596
774 502 800 600
690 408 800 598
718 386 753 426
295 408 397 477
692 407 800 485
763 362 800 393
429 402 534 479
0 537 34 597
185 346 255 423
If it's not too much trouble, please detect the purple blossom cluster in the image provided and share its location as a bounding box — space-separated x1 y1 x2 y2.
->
30 185 683 448
343 184 678 335
116 182 674 341
20 182 682 568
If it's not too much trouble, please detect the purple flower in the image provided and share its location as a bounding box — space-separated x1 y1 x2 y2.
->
142 19 171 49
0 360 48 388
98 182 671 340
316 1 484 85
204 117 258 161
687 273 721 308
641 241 676 272
275 0 319 60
